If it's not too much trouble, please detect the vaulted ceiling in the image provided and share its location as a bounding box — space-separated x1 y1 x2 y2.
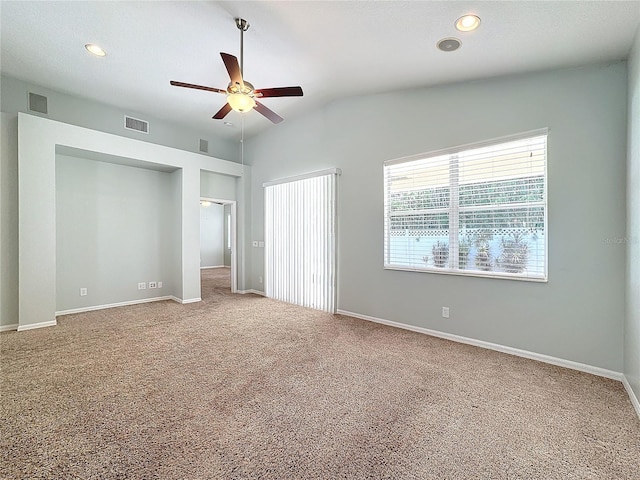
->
2 1 639 140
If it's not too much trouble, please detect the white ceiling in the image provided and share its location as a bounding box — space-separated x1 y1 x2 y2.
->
2 1 640 141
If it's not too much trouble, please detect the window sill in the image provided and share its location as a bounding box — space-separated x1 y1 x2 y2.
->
383 264 548 283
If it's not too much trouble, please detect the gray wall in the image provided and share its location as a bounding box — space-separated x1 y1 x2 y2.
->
169 170 183 300
200 170 236 269
626 28 640 403
14 112 246 329
201 170 237 201
0 76 249 327
224 204 232 267
1 75 238 161
0 114 18 328
246 62 628 372
56 154 178 311
200 203 225 268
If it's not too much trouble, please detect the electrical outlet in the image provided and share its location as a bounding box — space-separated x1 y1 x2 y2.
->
442 307 450 318
138 282 146 290
258 241 265 247
79 287 87 296
258 276 263 284
158 281 163 288
149 281 157 289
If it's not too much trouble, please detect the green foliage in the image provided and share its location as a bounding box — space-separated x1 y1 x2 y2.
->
497 232 529 273
389 175 545 231
432 241 449 268
458 236 471 269
459 177 544 207
473 230 493 271
389 187 449 211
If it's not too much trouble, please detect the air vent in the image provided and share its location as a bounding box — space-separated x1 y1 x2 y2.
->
28 92 48 114
199 139 209 153
124 116 149 134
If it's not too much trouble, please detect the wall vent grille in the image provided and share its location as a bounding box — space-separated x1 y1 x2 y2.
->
28 92 48 114
124 116 149 134
199 139 209 153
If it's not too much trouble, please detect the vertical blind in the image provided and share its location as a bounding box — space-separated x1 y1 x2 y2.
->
264 170 338 312
384 130 548 281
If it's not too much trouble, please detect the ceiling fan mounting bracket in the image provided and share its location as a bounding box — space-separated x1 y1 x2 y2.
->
235 18 249 32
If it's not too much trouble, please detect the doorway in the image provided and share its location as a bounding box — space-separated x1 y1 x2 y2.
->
200 197 237 294
264 170 338 313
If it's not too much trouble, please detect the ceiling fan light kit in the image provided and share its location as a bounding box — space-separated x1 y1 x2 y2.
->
227 93 256 112
170 18 303 124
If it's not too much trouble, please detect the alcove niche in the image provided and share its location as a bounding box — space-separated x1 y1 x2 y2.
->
55 147 182 314
18 113 246 331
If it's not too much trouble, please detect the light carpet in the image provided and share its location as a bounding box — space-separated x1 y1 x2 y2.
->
1 268 639 479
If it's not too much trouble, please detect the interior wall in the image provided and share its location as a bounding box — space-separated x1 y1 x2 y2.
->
55 154 178 311
246 62 628 372
0 113 18 329
626 27 640 404
16 113 246 329
201 170 237 200
200 203 225 268
1 75 238 161
169 170 183 300
224 204 232 267
200 169 237 270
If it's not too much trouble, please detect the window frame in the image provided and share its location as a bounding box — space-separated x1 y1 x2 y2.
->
383 129 548 282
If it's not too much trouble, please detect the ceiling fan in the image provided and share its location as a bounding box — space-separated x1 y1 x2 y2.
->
170 18 303 124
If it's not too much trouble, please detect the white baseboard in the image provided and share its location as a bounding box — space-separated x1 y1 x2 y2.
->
622 375 640 420
200 265 227 269
171 296 202 304
0 323 19 332
17 320 57 332
238 289 266 296
336 309 623 381
56 296 173 316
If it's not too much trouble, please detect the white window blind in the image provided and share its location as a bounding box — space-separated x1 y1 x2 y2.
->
264 170 338 312
384 130 547 281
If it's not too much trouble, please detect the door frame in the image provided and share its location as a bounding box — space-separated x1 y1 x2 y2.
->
200 197 237 293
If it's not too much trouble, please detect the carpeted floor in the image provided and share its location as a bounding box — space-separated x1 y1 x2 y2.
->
1 267 639 479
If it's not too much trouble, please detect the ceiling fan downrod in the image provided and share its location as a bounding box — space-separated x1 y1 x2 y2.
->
235 18 250 76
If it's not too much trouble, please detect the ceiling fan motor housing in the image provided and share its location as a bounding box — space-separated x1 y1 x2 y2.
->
227 80 255 96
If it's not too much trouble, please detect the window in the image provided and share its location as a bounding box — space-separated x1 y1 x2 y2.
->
383 130 547 281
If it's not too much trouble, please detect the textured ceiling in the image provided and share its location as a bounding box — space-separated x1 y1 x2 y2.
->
1 1 639 140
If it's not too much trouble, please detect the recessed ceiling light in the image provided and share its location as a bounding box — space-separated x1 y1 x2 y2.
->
455 15 481 32
85 43 107 57
437 37 462 52
223 121 234 127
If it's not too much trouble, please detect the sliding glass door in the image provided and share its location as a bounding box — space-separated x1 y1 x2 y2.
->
264 170 338 313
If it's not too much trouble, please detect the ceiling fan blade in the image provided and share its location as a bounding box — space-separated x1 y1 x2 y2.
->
254 101 284 124
170 81 225 94
255 86 303 98
213 103 232 120
220 53 244 89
